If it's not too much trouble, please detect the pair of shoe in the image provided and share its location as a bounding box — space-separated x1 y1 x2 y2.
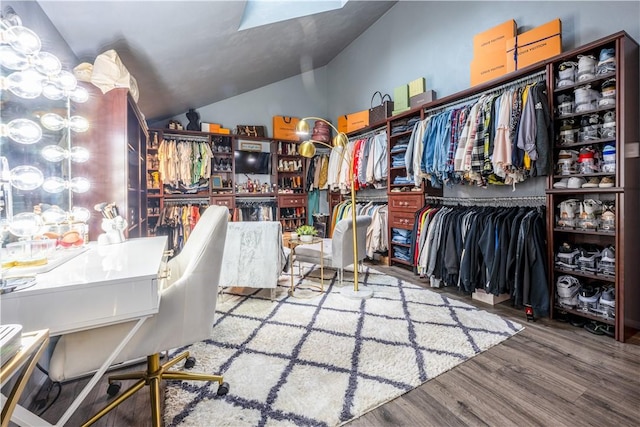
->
582 177 614 188
584 321 615 337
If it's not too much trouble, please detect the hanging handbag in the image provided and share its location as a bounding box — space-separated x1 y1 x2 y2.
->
235 125 266 137
368 91 394 126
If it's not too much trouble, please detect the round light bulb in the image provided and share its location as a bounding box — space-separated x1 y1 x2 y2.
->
42 176 66 193
42 206 68 224
71 207 91 222
42 82 65 100
8 212 44 238
70 85 89 103
4 69 43 98
34 52 62 76
70 177 90 193
1 118 42 144
41 145 67 162
70 146 90 163
3 26 41 55
40 112 65 131
0 45 29 70
9 165 44 191
52 70 77 91
298 141 316 158
69 116 89 133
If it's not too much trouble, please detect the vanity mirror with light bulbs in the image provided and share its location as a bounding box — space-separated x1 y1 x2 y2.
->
1 5 149 277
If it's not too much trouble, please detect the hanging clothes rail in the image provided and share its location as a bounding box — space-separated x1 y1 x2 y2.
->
348 125 387 140
164 197 209 205
163 133 210 142
424 195 545 207
424 69 547 116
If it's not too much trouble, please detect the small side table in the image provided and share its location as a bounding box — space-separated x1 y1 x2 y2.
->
286 237 324 296
1 328 50 427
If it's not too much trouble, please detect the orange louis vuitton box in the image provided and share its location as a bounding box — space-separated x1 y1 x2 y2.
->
473 19 517 56
470 49 507 86
201 122 221 133
337 115 348 134
346 110 369 133
272 116 300 141
506 18 562 72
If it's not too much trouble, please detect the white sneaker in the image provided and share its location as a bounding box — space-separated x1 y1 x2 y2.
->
568 177 586 189
553 178 570 188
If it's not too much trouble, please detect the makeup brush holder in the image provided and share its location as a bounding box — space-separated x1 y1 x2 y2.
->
98 216 127 245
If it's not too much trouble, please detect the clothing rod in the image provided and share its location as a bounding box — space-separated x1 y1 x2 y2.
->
424 70 547 116
348 125 386 140
163 134 210 142
163 198 209 205
424 195 545 202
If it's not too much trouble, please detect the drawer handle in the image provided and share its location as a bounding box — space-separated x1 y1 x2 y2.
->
163 249 174 257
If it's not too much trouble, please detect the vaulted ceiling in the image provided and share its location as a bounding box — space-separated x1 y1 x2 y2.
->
37 1 397 121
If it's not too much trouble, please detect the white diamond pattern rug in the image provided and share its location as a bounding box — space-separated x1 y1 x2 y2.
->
164 265 523 426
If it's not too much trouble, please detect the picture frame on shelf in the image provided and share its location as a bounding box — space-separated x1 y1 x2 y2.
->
212 175 223 189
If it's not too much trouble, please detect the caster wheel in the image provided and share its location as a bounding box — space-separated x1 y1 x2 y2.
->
107 381 121 397
184 356 196 369
217 382 230 396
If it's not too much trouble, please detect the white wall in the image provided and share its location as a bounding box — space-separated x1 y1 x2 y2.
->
155 67 330 133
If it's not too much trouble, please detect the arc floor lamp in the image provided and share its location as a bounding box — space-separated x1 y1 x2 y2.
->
296 117 373 299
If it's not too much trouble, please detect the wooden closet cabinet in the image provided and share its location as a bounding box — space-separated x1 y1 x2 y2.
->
74 87 148 241
546 32 639 342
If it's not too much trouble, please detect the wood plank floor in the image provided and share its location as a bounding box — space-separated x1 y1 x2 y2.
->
13 264 640 427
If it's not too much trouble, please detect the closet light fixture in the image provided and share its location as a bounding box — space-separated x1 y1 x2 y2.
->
0 25 41 55
1 69 44 98
8 165 44 191
295 117 372 299
0 45 62 75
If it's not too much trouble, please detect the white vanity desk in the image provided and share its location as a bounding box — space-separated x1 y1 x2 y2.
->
0 236 168 426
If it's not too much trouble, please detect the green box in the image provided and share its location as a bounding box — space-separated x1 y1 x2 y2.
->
394 84 409 110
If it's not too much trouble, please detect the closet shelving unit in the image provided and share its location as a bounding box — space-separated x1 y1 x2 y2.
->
546 31 639 342
276 139 308 232
145 130 309 232
386 107 429 269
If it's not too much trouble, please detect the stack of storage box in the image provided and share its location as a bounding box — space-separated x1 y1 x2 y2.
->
470 19 516 86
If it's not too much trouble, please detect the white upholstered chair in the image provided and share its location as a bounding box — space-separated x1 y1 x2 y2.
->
219 221 288 300
294 215 372 285
48 205 229 426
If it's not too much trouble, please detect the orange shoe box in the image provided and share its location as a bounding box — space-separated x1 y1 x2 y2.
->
506 18 562 72
201 122 221 133
337 114 348 134
473 19 517 56
346 110 369 133
470 49 508 86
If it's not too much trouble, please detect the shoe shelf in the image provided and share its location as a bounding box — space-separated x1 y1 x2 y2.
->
547 187 621 194
553 227 616 236
553 71 616 93
555 137 616 149
555 104 615 121
555 305 615 326
547 32 639 342
554 267 615 283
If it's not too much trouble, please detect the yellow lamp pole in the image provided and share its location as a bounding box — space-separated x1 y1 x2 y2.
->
296 118 372 299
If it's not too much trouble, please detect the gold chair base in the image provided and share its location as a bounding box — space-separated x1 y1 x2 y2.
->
82 351 226 427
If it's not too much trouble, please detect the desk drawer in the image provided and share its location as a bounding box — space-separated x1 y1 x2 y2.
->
211 196 234 209
389 211 415 229
279 194 306 208
389 194 423 212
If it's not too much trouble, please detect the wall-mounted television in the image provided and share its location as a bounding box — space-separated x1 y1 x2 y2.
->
234 150 271 174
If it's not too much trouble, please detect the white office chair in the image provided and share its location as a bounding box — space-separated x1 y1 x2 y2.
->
48 205 229 426
294 215 372 285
